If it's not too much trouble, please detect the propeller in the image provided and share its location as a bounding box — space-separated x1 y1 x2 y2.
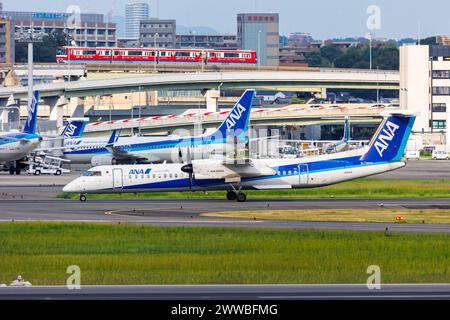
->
180 147 194 190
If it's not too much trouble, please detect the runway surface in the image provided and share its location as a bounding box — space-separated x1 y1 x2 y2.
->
2 284 450 300
0 197 449 233
0 160 448 233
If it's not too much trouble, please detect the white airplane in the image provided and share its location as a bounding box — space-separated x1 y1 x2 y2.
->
63 110 416 202
0 91 42 174
62 89 255 165
323 116 351 154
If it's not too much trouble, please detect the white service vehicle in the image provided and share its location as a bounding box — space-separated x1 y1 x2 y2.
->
405 150 420 160
432 150 450 160
27 155 71 176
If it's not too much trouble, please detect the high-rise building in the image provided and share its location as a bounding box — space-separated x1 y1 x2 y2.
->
0 16 14 63
237 13 279 66
4 11 116 47
176 34 237 50
400 44 450 152
125 0 149 39
140 19 176 48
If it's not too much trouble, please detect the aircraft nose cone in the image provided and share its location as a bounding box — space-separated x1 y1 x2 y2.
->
63 180 79 193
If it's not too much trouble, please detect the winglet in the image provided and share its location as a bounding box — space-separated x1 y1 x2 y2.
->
343 116 349 143
23 90 39 134
106 129 121 146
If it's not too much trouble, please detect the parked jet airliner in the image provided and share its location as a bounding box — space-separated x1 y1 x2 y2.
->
0 91 42 174
64 110 415 202
63 89 255 165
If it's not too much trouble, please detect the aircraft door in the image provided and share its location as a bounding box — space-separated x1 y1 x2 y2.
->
112 168 123 189
298 164 308 185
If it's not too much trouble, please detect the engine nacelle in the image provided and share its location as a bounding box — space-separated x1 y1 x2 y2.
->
91 154 115 166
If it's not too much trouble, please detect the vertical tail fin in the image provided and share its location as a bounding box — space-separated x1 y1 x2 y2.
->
61 118 88 138
360 111 416 163
23 90 39 134
208 89 255 143
343 116 349 143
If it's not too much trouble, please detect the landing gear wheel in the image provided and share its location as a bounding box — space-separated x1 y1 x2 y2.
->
236 192 247 202
79 194 87 202
15 167 21 175
226 191 237 201
9 166 14 175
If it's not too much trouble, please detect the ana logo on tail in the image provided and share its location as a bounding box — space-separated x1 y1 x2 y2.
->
225 103 246 133
27 94 38 128
63 123 79 138
374 121 400 157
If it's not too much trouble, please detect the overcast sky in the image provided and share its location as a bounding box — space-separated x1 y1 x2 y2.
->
2 0 449 39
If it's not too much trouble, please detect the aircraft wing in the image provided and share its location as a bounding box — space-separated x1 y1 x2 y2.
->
106 145 161 163
35 143 107 152
0 135 29 142
193 158 275 181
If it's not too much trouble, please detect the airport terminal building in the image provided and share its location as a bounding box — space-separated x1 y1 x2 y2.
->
400 45 450 152
3 11 117 47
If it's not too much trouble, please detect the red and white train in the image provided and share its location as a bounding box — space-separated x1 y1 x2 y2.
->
56 46 257 64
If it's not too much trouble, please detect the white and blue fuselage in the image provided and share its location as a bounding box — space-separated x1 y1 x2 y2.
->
63 110 416 200
63 89 255 165
0 91 42 163
63 149 404 194
0 132 42 162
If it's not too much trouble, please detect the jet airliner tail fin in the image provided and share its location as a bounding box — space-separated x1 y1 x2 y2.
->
23 90 39 134
360 110 416 163
207 89 255 143
61 119 88 138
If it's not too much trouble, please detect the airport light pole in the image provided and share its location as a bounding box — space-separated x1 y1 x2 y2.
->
17 29 43 130
154 33 158 73
257 30 262 71
138 85 142 136
376 66 379 104
366 32 373 70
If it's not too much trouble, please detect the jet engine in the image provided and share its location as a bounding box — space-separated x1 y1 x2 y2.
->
91 154 116 166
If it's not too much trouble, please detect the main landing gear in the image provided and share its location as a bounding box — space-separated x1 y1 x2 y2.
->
79 194 87 202
226 190 247 202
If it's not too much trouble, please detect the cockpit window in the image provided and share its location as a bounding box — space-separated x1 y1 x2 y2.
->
83 171 102 177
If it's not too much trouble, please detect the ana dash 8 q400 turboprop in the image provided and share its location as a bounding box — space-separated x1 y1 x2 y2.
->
63 110 416 202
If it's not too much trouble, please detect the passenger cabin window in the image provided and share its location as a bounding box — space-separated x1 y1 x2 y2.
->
83 171 102 177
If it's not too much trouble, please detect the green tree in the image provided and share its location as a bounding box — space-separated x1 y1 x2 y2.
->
319 45 341 65
420 36 438 46
15 31 68 63
305 51 322 67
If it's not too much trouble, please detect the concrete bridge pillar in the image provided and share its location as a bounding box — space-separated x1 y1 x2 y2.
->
68 97 85 118
203 89 220 112
149 90 158 106
44 96 68 131
447 109 450 153
320 87 327 99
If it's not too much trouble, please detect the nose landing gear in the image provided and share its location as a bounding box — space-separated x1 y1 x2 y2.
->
79 194 87 202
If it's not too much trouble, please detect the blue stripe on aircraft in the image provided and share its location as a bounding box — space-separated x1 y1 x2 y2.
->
117 154 389 190
64 147 109 155
0 133 40 145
